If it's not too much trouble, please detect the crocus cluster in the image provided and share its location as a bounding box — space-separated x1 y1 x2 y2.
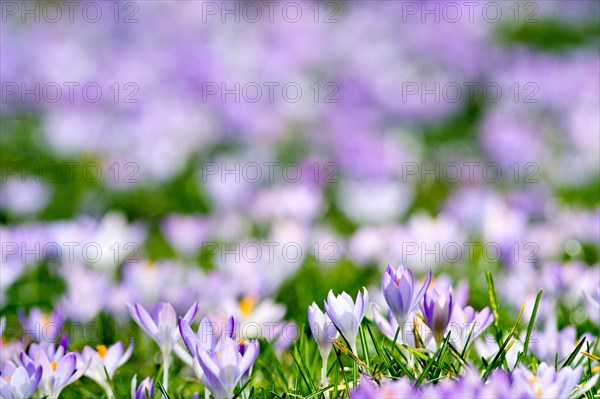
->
351 364 599 399
19 342 89 399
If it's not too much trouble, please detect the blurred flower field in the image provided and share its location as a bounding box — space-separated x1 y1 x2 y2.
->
0 1 599 398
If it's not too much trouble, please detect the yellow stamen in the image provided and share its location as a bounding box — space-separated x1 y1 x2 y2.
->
237 338 246 345
528 376 542 398
4 376 11 381
216 351 221 358
51 361 58 372
43 314 51 327
96 344 108 358
239 295 258 317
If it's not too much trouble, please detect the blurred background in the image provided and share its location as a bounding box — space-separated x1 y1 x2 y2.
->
1 0 599 368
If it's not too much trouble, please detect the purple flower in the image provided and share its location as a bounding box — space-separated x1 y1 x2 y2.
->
179 316 235 358
512 363 595 398
308 302 339 357
161 214 211 256
583 286 600 325
128 302 198 390
128 302 198 356
381 265 431 343
449 305 493 352
18 308 63 343
131 375 155 399
0 360 42 399
308 302 339 387
81 341 134 397
530 316 581 364
195 336 259 399
420 367 512 398
0 317 25 365
324 288 369 355
20 343 90 398
351 375 416 399
371 303 435 350
421 289 453 345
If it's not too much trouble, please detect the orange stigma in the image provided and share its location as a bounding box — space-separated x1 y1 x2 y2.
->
51 361 58 372
528 376 542 398
240 295 258 316
96 344 108 358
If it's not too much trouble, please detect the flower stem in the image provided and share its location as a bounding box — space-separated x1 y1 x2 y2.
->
351 346 358 388
163 351 170 391
100 381 114 399
321 355 328 388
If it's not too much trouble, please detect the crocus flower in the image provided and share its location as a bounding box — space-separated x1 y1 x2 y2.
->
371 303 435 350
308 302 338 387
530 316 580 364
18 308 63 343
270 322 297 358
324 288 369 355
128 301 198 390
381 265 431 343
131 375 155 399
420 367 513 398
179 315 233 386
583 286 600 325
195 336 259 399
512 363 596 398
449 305 493 352
0 317 24 365
179 316 235 357
421 289 453 346
81 341 134 397
0 360 42 399
20 343 89 399
352 375 416 399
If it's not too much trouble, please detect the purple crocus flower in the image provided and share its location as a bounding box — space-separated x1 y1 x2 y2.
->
381 265 432 343
324 288 369 355
530 316 580 364
179 316 235 357
81 341 134 397
449 305 493 352
195 336 260 399
351 375 416 399
0 317 25 365
0 360 42 399
20 343 90 399
371 303 435 350
421 289 453 346
420 367 513 398
180 315 239 392
131 375 155 399
308 302 339 387
128 302 198 390
512 363 596 398
583 286 600 325
18 308 63 343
